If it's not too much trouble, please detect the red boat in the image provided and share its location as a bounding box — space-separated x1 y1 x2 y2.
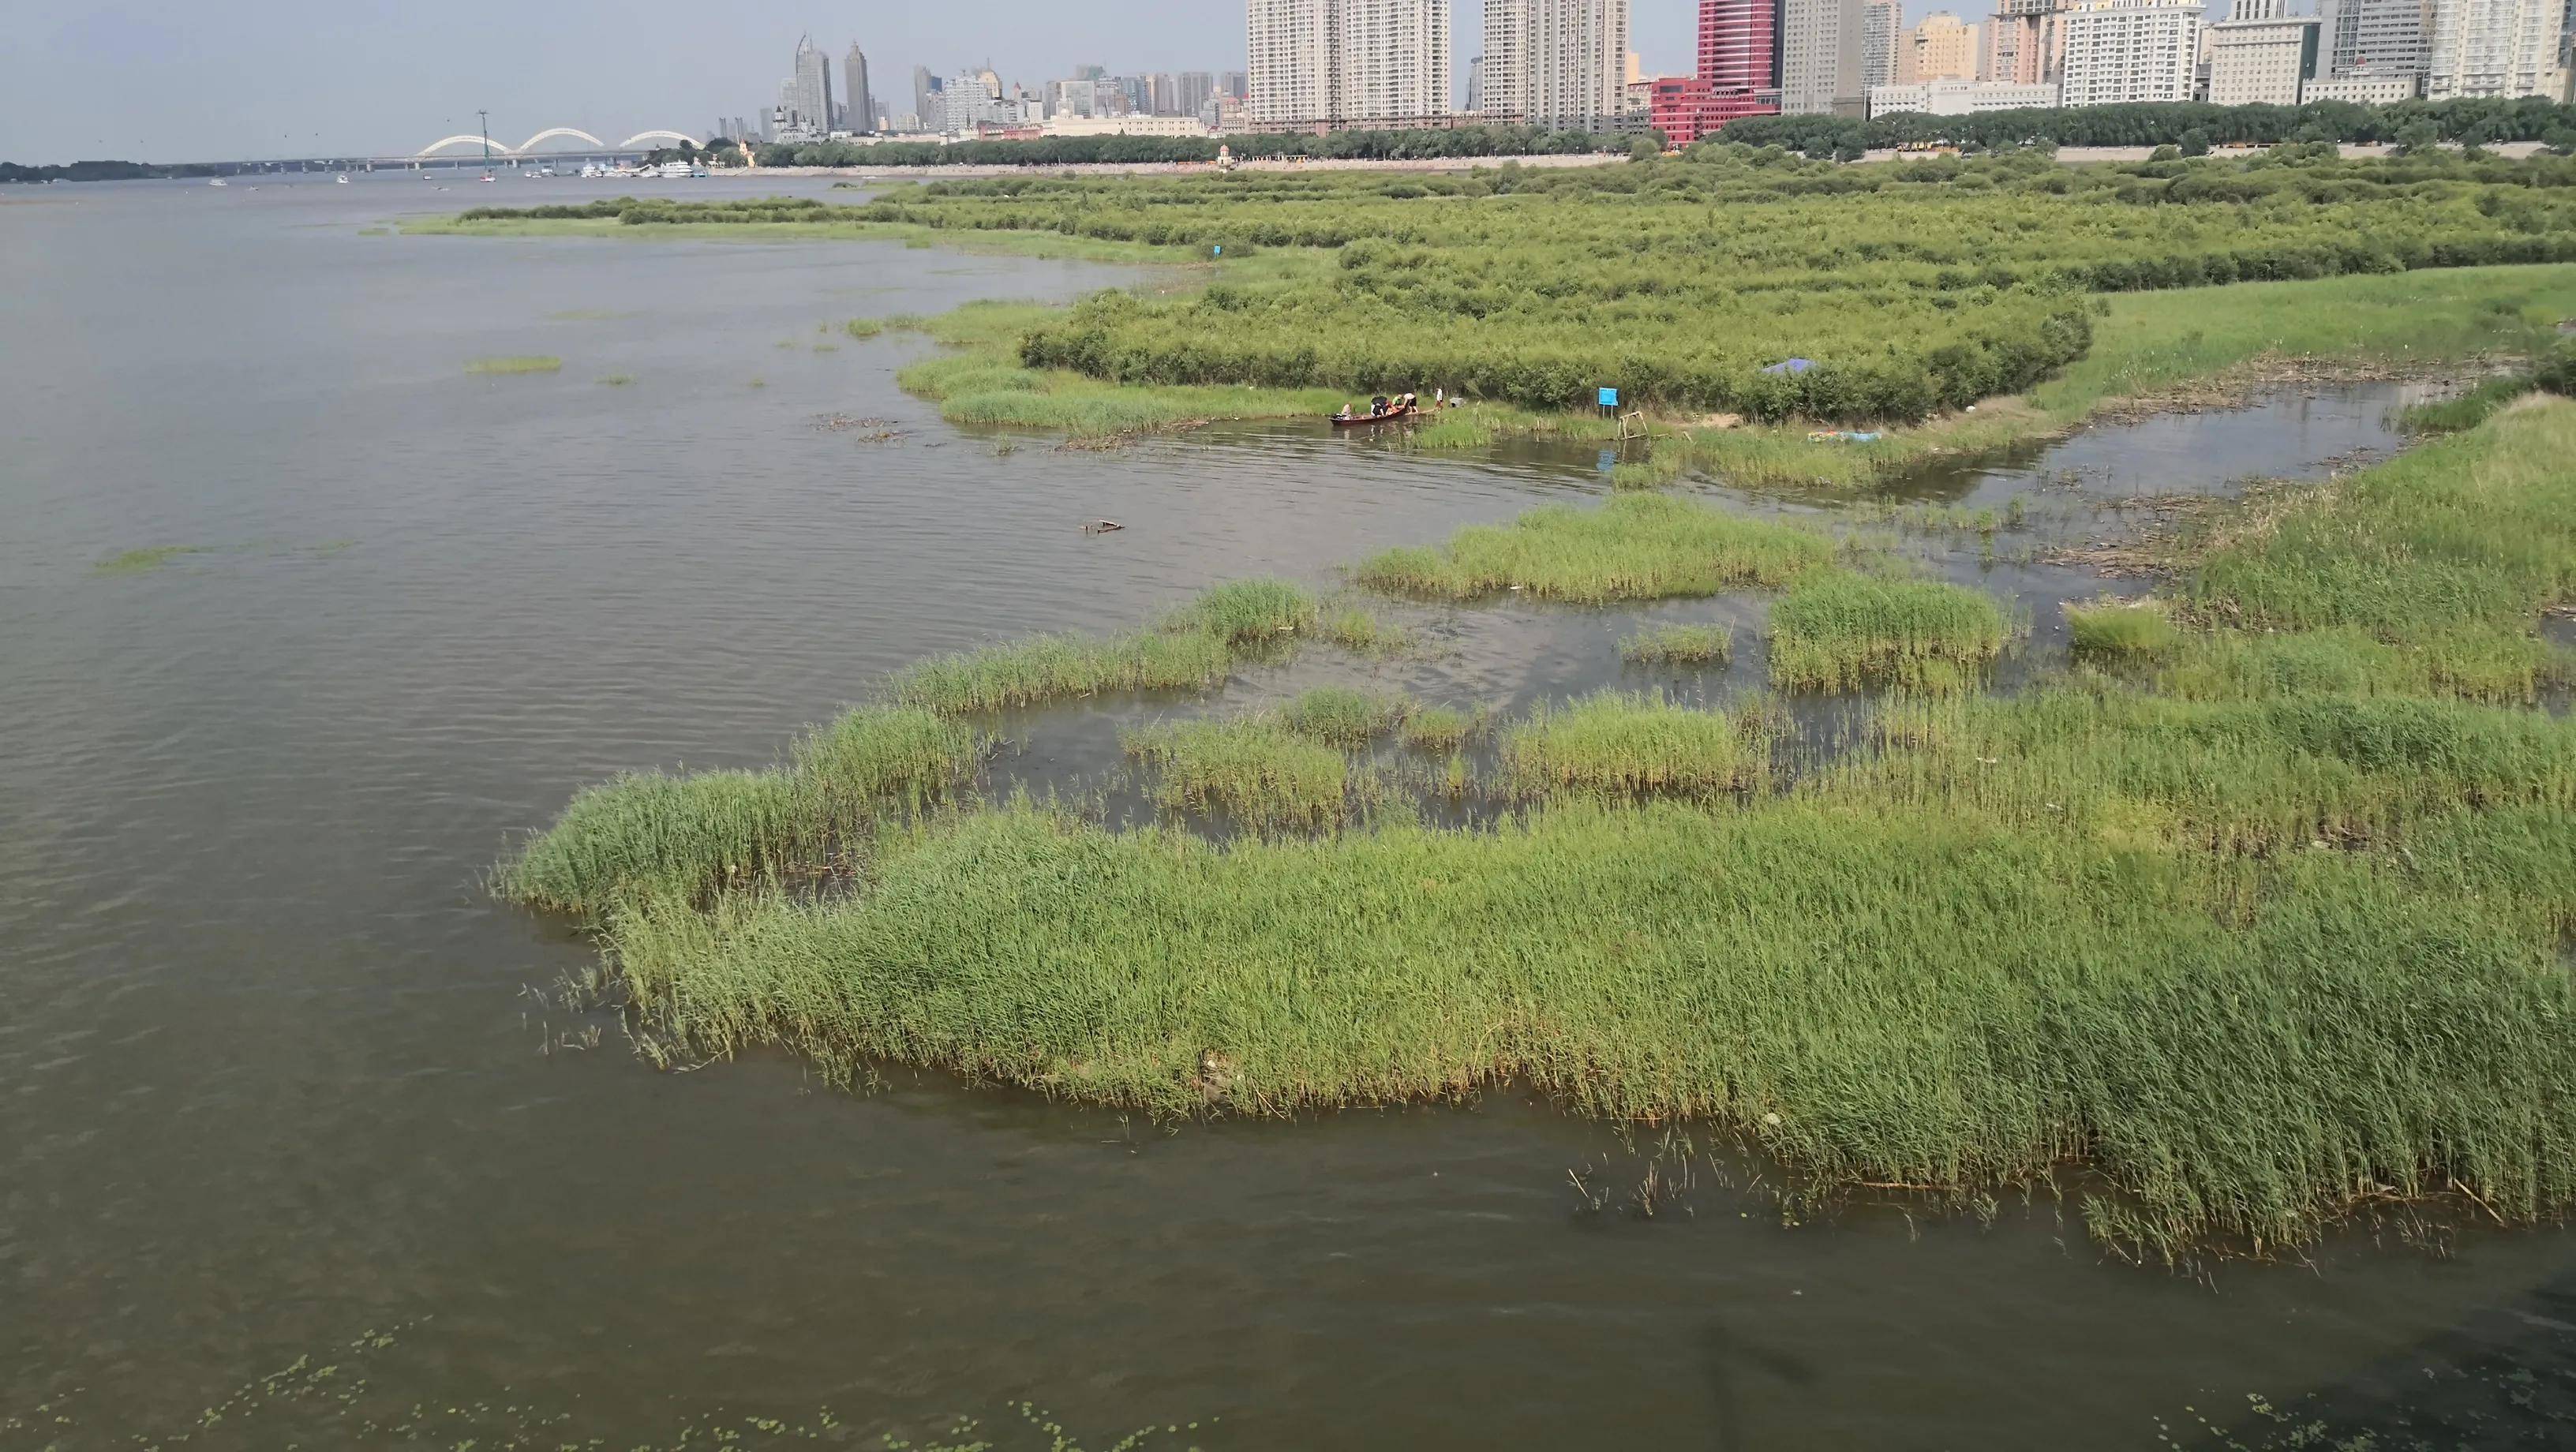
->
1331 405 1417 428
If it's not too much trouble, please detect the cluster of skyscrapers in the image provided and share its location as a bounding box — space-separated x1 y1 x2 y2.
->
730 4 2570 152
1859 0 2572 120
725 34 1249 144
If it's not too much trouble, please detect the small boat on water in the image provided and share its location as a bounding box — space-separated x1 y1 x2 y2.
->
208 178 227 187
335 174 349 184
1331 405 1417 428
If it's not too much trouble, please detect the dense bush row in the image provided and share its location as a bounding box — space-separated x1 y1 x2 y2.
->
904 151 2576 418
459 148 2576 419
1725 96 2576 157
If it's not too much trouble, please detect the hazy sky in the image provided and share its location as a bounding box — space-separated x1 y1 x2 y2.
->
6 1 1960 164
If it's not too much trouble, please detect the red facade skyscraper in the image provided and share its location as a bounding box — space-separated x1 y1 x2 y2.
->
1698 0 1783 92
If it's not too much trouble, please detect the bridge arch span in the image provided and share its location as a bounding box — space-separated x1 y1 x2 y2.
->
417 135 515 157
517 127 606 152
619 130 700 149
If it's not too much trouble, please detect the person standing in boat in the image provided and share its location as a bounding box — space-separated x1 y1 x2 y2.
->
1371 395 1389 417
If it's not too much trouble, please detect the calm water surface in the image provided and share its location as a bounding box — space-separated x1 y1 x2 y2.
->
4 174 2571 1450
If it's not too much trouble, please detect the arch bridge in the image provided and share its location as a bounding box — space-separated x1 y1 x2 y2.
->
412 128 701 159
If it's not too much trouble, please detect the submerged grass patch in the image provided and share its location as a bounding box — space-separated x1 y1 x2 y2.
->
1619 623 1735 666
1768 573 2009 691
1398 705 1477 754
1122 715 1361 829
1354 493 1833 604
92 544 211 574
1278 686 1409 748
1501 692 1769 799
464 355 563 375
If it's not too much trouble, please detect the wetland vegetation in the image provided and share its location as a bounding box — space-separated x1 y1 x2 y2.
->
478 154 2576 1263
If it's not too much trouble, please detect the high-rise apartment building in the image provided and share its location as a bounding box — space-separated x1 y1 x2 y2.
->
1178 70 1219 115
843 46 873 133
1902 11 1983 78
1481 0 1532 117
1862 0 1904 87
1983 0 2066 83
2316 0 2436 77
1246 0 1451 127
2057 0 2205 104
1220 69 1251 98
1523 0 1633 129
2424 0 2568 96
1781 0 1867 114
791 34 834 135
2206 0 2320 103
1701 0 1785 88
912 68 943 131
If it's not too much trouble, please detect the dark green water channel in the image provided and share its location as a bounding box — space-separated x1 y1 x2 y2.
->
3 175 2570 1450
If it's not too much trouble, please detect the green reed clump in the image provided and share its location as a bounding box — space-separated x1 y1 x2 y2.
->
496 705 987 916
792 705 988 807
464 355 563 374
598 796 2576 1261
1620 623 1735 665
1122 716 1358 829
891 629 1234 713
1279 687 1408 747
1501 691 1769 799
1769 572 2009 690
1819 686 2576 855
2065 597 2182 658
1353 493 1833 604
1399 705 1477 753
1174 577 1318 643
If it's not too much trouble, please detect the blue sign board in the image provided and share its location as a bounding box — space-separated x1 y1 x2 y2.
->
1212 245 1223 256
1597 387 1619 408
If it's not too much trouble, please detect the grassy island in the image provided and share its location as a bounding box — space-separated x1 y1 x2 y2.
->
477 151 2576 1261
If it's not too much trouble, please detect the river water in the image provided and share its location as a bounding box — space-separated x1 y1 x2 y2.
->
5 174 2570 1450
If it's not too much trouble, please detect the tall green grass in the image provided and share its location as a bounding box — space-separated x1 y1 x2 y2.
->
891 580 1321 713
2065 597 2182 658
892 630 1234 713
1501 692 1769 798
496 705 984 915
1768 573 2009 690
601 797 2576 1261
1354 494 1833 604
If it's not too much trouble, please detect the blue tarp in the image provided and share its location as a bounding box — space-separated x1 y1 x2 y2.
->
1760 357 1818 376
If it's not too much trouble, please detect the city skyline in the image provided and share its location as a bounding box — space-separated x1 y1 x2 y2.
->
2 0 2022 163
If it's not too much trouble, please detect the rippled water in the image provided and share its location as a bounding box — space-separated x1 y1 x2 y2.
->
5 175 2570 1450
